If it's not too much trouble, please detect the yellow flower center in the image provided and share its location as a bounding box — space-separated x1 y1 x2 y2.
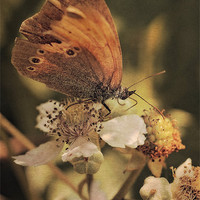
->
137 109 185 160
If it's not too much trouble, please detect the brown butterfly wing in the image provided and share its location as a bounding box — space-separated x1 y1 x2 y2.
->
11 0 122 97
12 38 103 98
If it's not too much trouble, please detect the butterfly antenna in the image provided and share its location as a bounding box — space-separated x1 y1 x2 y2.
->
127 70 166 89
134 92 165 119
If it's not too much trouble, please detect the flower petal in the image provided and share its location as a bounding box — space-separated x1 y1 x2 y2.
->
36 100 64 133
13 141 63 166
175 158 192 178
140 176 172 200
62 137 99 162
36 100 62 115
99 115 147 148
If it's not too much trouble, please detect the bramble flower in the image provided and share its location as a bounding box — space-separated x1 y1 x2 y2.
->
136 108 185 176
139 158 200 200
171 158 200 200
13 99 147 174
13 99 104 174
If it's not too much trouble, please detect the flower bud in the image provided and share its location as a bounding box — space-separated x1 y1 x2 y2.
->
70 151 104 174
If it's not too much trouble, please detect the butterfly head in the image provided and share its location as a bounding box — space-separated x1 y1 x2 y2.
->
116 87 136 100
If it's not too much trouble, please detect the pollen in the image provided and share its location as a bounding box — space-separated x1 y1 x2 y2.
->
137 109 185 160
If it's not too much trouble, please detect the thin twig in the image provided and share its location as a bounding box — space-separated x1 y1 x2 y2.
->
87 174 93 195
1 129 31 200
0 113 35 149
78 178 87 197
0 113 88 200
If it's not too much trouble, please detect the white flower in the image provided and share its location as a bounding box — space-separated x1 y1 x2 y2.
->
139 176 172 200
13 100 147 168
13 100 103 166
140 158 200 200
99 114 147 148
171 158 200 200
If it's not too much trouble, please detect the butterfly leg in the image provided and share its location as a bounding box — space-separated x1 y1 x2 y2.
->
102 101 111 116
125 97 138 112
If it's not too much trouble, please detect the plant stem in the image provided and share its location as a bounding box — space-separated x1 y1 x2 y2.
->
0 113 35 149
78 178 87 197
87 174 93 196
112 166 145 200
0 113 88 200
1 129 31 200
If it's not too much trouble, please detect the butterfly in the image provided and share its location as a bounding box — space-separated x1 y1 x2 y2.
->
11 0 135 112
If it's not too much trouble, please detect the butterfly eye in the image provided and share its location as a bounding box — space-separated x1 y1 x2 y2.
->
66 49 76 56
29 57 42 64
26 66 35 71
37 49 45 55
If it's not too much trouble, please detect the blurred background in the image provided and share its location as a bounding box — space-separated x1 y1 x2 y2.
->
0 0 199 199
